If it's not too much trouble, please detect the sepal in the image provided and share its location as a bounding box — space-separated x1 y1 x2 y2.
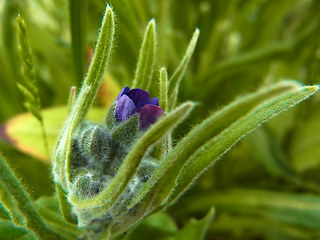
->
111 114 139 146
105 102 117 130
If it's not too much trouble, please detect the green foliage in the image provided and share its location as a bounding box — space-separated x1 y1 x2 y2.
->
168 29 199 109
0 1 320 240
0 107 106 160
69 0 88 87
0 154 64 239
132 19 156 91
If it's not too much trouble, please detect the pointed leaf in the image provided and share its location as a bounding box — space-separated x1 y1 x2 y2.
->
129 81 318 210
174 208 214 240
56 184 76 224
53 5 115 190
132 19 156 91
77 5 115 119
159 67 168 113
168 29 199 109
125 212 178 240
170 84 319 203
171 86 319 201
157 67 172 157
0 154 63 239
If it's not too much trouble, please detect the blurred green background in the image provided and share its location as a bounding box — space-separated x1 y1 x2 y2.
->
1 0 320 239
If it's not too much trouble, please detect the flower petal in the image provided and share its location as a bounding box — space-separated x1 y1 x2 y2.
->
127 88 150 108
116 87 130 101
144 97 159 106
116 95 136 122
137 104 163 130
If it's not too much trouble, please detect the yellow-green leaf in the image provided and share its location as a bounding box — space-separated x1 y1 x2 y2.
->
0 107 107 160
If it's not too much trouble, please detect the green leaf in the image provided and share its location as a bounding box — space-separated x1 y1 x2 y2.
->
0 181 24 226
72 5 115 122
53 4 115 190
129 81 318 210
125 212 178 240
173 208 214 240
36 206 83 239
159 67 168 113
132 19 156 91
168 29 199 109
211 215 317 240
170 84 319 203
0 106 106 160
290 109 320 172
34 195 60 214
0 154 64 240
56 184 76 224
0 220 28 240
69 0 88 87
35 194 82 237
248 127 300 182
0 202 10 220
157 67 172 157
179 189 320 230
69 102 195 213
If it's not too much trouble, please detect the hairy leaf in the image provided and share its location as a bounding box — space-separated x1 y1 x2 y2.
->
0 154 63 239
132 19 156 91
168 29 199 109
170 84 318 203
129 81 318 210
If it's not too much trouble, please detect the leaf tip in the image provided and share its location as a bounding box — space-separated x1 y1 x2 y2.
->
207 207 215 219
146 18 156 35
148 18 156 26
105 4 115 22
192 28 200 42
105 4 113 12
160 66 167 74
194 28 200 36
301 85 320 96
181 101 197 114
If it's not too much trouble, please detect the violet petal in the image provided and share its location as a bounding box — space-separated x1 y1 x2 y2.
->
143 97 159 106
116 95 136 122
127 88 150 108
116 87 130 101
137 104 163 129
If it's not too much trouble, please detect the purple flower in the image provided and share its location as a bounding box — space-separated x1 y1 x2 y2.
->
115 87 163 129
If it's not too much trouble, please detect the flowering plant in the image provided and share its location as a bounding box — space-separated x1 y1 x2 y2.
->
0 1 320 240
115 87 163 129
